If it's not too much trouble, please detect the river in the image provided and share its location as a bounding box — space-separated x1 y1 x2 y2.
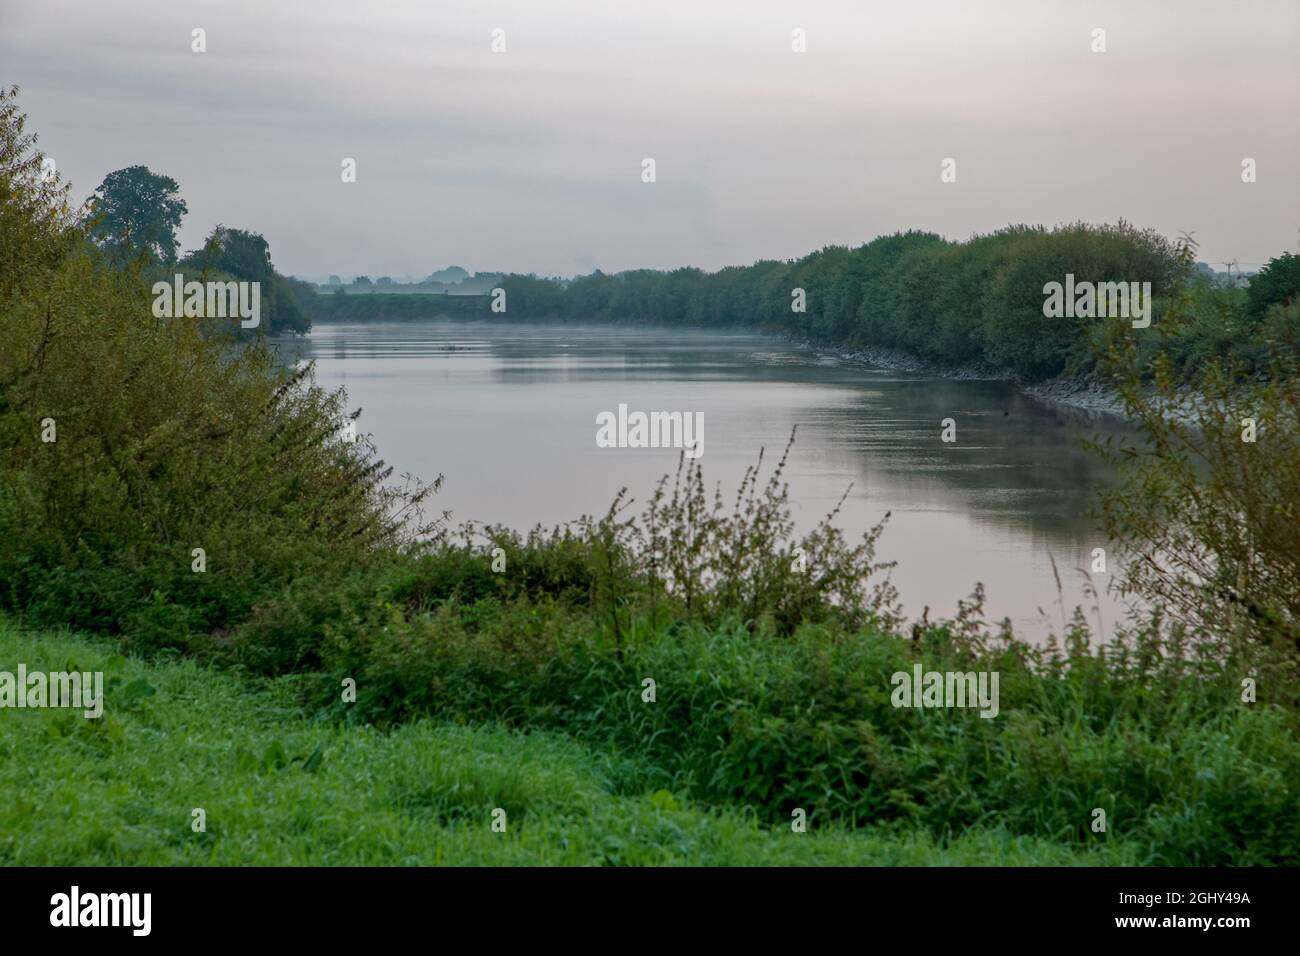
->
282 319 1138 641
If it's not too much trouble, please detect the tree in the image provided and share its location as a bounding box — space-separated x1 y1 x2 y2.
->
1246 252 1300 322
85 165 187 264
181 225 309 334
1 89 431 644
0 85 77 304
188 225 271 282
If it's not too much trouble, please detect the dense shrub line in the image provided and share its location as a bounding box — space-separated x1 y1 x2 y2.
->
0 87 434 647
308 596 1300 864
486 226 1298 382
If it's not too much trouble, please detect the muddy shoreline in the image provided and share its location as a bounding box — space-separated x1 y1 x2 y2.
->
791 340 1132 419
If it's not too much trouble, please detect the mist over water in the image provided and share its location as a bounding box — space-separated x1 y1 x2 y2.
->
286 319 1138 640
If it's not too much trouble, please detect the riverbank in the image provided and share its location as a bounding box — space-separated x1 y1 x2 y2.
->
6 602 1298 865
0 618 1140 866
792 337 1132 419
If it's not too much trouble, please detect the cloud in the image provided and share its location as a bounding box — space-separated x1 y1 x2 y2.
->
3 0 1296 277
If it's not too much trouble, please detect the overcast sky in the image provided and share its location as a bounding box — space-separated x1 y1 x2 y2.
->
3 0 1297 280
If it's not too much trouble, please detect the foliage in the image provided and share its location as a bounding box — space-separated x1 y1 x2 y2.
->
1245 251 1300 322
485 223 1193 382
180 225 311 334
0 90 433 648
0 86 80 305
84 164 187 265
264 586 1298 864
302 289 486 321
3 620 1156 866
1092 293 1300 676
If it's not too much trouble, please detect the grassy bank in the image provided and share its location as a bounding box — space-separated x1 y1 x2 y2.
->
0 619 1141 866
5 612 1298 865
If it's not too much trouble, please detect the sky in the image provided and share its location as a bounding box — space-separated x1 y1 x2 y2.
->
2 0 1297 281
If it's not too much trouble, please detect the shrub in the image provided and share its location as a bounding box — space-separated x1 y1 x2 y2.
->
1245 252 1300 322
0 88 433 649
1093 290 1300 676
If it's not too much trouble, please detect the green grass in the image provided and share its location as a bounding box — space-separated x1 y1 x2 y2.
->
0 620 1138 866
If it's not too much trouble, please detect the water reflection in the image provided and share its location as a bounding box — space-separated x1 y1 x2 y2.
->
279 320 1139 640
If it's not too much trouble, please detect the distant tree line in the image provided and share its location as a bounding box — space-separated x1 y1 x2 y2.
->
78 161 1300 372
487 224 1299 381
303 289 487 321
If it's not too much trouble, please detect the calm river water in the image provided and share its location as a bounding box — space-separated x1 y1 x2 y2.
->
284 320 1138 640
